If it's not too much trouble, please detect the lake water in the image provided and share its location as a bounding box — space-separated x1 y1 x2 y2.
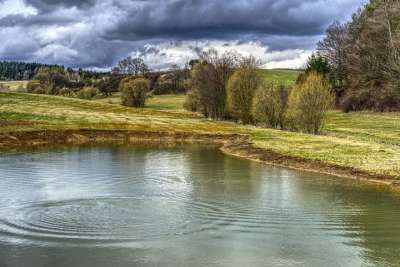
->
0 144 399 267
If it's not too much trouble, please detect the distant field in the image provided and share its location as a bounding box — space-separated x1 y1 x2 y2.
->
0 81 28 91
260 69 302 86
95 94 185 110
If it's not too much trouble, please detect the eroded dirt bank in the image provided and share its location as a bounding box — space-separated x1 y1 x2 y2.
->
0 130 399 190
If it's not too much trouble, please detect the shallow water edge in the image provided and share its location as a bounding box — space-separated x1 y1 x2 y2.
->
0 129 399 190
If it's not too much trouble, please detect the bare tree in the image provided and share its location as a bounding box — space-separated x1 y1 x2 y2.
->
318 0 400 111
286 73 335 134
227 56 262 124
117 57 149 76
188 49 238 119
317 21 349 98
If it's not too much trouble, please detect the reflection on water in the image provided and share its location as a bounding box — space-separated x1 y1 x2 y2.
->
0 144 399 267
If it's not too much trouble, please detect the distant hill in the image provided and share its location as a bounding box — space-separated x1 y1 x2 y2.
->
259 69 302 86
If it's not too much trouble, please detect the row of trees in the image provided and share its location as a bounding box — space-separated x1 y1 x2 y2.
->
0 61 64 81
184 49 334 134
26 67 114 98
317 0 400 111
23 56 192 99
0 61 109 82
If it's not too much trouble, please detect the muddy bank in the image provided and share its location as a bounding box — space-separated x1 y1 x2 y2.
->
0 130 249 148
0 129 399 189
222 142 400 189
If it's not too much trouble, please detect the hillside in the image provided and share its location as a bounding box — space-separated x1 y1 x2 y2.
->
0 92 399 181
260 69 302 86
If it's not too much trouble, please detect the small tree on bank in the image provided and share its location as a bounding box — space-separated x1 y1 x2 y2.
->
286 73 335 134
227 56 262 124
253 83 288 129
120 78 150 107
188 49 238 120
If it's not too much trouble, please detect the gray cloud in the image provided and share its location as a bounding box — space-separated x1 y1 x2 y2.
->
24 0 96 12
0 0 364 69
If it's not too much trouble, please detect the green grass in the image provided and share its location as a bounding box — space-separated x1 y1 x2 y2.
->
259 69 302 86
146 94 185 110
1 92 399 178
95 94 186 110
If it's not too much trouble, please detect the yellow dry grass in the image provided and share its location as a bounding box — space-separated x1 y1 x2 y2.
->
1 92 399 178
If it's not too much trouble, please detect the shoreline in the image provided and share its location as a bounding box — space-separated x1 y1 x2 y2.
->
1 129 399 190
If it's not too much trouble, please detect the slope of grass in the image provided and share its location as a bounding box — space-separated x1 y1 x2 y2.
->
0 92 399 178
260 69 302 86
0 81 28 91
95 94 185 110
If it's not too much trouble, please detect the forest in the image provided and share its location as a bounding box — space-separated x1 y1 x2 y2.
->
317 0 400 111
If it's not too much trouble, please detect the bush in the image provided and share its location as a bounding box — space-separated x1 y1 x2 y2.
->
32 87 47 94
119 78 150 107
184 90 201 112
286 72 335 134
76 87 99 100
253 83 287 129
27 80 45 93
188 49 237 120
227 58 262 124
59 88 74 97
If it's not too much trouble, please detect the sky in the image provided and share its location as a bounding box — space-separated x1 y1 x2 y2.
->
0 0 365 70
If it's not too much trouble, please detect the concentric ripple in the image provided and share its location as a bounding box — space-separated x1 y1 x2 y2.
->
1 145 400 267
0 195 254 242
0 196 201 241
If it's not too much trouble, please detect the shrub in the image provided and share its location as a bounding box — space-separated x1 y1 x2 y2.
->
253 83 288 129
32 87 47 94
119 78 150 107
227 57 262 124
27 80 45 93
184 89 201 112
286 72 335 134
76 87 99 100
59 88 74 97
188 49 237 120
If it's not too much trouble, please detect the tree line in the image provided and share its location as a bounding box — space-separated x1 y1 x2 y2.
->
0 61 65 81
182 49 334 135
316 0 400 112
22 56 191 100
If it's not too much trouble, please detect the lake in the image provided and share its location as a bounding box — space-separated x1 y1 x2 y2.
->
0 144 399 267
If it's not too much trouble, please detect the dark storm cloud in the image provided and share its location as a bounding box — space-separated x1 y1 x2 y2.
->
24 0 96 12
0 13 77 27
104 0 353 41
0 0 363 69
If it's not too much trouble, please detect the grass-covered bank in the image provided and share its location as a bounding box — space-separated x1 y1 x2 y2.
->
259 69 301 86
1 92 399 186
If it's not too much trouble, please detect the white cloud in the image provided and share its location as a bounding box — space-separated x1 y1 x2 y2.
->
0 0 37 19
265 50 312 69
131 40 311 70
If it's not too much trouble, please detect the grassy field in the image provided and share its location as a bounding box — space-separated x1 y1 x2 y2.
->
95 94 185 110
0 81 28 91
260 69 302 86
0 92 399 179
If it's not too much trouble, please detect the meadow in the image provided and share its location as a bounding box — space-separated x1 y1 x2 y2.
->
0 81 28 91
0 91 399 179
259 69 301 86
